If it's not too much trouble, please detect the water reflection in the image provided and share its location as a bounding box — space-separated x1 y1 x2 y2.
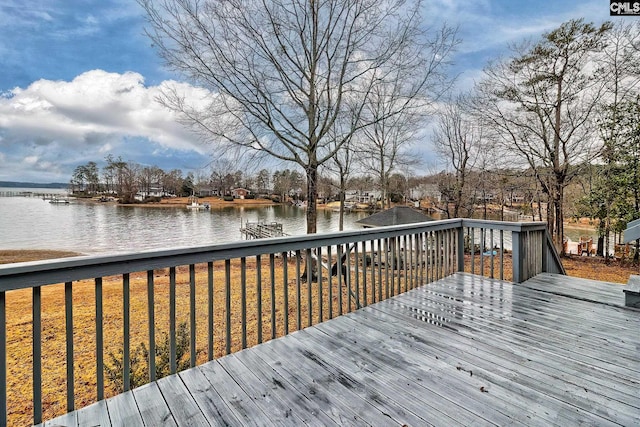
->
0 193 368 255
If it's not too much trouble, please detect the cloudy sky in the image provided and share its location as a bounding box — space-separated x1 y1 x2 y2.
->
0 0 622 183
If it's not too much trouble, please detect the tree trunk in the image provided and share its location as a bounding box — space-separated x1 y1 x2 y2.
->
554 184 564 254
306 164 318 234
339 175 345 231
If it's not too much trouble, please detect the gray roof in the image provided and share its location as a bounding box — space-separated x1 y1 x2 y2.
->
623 218 640 243
356 206 434 228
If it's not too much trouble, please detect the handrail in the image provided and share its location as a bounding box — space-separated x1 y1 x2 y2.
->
0 218 563 426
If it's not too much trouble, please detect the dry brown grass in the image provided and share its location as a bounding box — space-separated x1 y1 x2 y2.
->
0 250 80 265
562 255 639 284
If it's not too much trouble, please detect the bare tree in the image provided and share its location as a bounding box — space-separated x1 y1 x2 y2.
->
323 119 360 230
432 95 480 218
475 19 612 250
587 21 640 256
139 0 457 233
356 25 457 209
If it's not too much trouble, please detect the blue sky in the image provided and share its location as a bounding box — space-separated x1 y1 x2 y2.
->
0 0 622 183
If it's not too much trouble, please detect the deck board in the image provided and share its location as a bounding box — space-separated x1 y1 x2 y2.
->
131 381 176 427
43 272 640 427
522 272 629 307
76 400 110 427
156 374 209 427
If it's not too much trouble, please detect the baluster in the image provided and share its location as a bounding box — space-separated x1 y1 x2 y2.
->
270 253 276 338
317 247 323 323
327 246 333 319
147 271 156 381
490 229 495 279
295 250 302 330
337 245 343 316
371 240 377 303
361 241 367 306
283 253 289 335
170 267 177 372
354 243 360 309
207 262 213 361
384 238 390 299
225 260 231 355
346 245 353 310
95 277 104 400
123 274 130 391
306 250 312 326
403 235 408 292
0 291 5 427
240 258 247 349
256 255 263 344
65 281 74 412
500 231 504 280
33 286 42 424
470 227 475 274
189 264 196 366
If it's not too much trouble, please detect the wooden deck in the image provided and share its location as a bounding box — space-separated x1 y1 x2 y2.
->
41 273 640 426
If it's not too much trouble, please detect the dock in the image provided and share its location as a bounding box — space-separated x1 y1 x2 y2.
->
0 190 67 199
240 220 287 239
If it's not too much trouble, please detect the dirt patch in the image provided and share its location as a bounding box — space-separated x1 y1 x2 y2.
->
561 255 639 284
0 250 81 265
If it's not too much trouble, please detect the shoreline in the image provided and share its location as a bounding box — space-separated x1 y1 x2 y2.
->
0 249 82 265
78 196 280 209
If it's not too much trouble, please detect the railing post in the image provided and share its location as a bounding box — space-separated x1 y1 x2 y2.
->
512 230 524 283
457 226 465 272
0 291 6 427
541 230 548 273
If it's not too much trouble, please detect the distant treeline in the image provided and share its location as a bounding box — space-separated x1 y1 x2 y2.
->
0 181 68 189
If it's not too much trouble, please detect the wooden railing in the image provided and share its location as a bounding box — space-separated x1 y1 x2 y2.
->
0 219 563 426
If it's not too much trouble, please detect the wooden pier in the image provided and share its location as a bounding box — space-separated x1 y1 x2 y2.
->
0 190 67 199
240 220 287 239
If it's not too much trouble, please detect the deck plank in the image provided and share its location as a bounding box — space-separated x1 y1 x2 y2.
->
41 272 640 427
316 310 565 426
178 366 242 426
285 330 442 427
131 381 176 427
407 277 640 379
522 272 628 307
232 346 341 426
77 400 110 427
156 374 209 427
104 390 144 427
43 411 77 427
197 361 274 427
216 354 308 425
252 335 393 426
369 300 631 425
297 324 488 426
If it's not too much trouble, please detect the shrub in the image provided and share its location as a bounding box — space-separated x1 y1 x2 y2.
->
223 195 234 202
105 322 191 391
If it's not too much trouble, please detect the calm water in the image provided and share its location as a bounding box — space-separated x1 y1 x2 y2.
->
0 188 368 255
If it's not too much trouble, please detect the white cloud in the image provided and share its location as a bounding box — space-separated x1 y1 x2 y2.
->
0 70 213 181
0 69 206 151
23 156 38 165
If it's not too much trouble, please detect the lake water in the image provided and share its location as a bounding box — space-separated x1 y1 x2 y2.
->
0 188 369 255
1 188 607 257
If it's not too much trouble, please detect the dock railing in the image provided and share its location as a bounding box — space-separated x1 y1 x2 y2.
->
0 219 563 426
